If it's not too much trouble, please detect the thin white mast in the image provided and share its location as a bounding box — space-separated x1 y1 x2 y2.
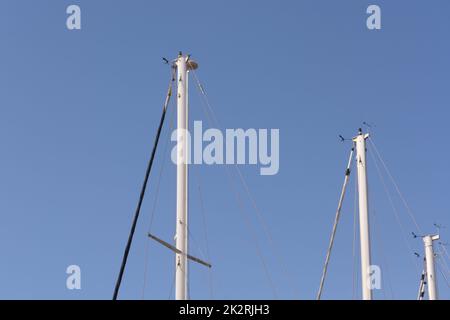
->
175 53 198 300
175 54 188 300
353 129 373 300
423 234 440 300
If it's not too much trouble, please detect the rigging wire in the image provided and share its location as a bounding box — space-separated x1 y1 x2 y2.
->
440 243 450 262
141 91 177 299
186 226 209 271
168 267 177 299
436 257 450 289
185 222 214 300
369 210 387 300
193 168 215 299
112 67 175 300
235 166 302 298
370 208 395 299
190 70 278 298
368 138 423 234
436 248 450 276
223 166 279 298
367 146 420 273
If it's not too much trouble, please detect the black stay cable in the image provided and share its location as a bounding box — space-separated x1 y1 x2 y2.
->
113 67 175 300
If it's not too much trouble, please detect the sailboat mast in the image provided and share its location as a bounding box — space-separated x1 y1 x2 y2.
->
353 129 373 300
174 53 198 300
175 54 189 300
423 234 440 300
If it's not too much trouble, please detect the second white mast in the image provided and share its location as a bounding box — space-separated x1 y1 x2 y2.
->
353 129 373 300
423 234 440 300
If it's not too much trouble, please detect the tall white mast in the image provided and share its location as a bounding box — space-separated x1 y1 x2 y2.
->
175 53 197 300
353 129 373 300
423 234 439 300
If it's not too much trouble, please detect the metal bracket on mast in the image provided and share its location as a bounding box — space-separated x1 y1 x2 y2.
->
148 233 212 268
417 270 427 300
417 256 427 300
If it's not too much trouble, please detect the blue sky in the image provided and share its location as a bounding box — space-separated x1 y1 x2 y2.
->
1 0 450 299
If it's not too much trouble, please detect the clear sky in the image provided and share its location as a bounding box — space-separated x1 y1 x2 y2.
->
1 0 449 300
